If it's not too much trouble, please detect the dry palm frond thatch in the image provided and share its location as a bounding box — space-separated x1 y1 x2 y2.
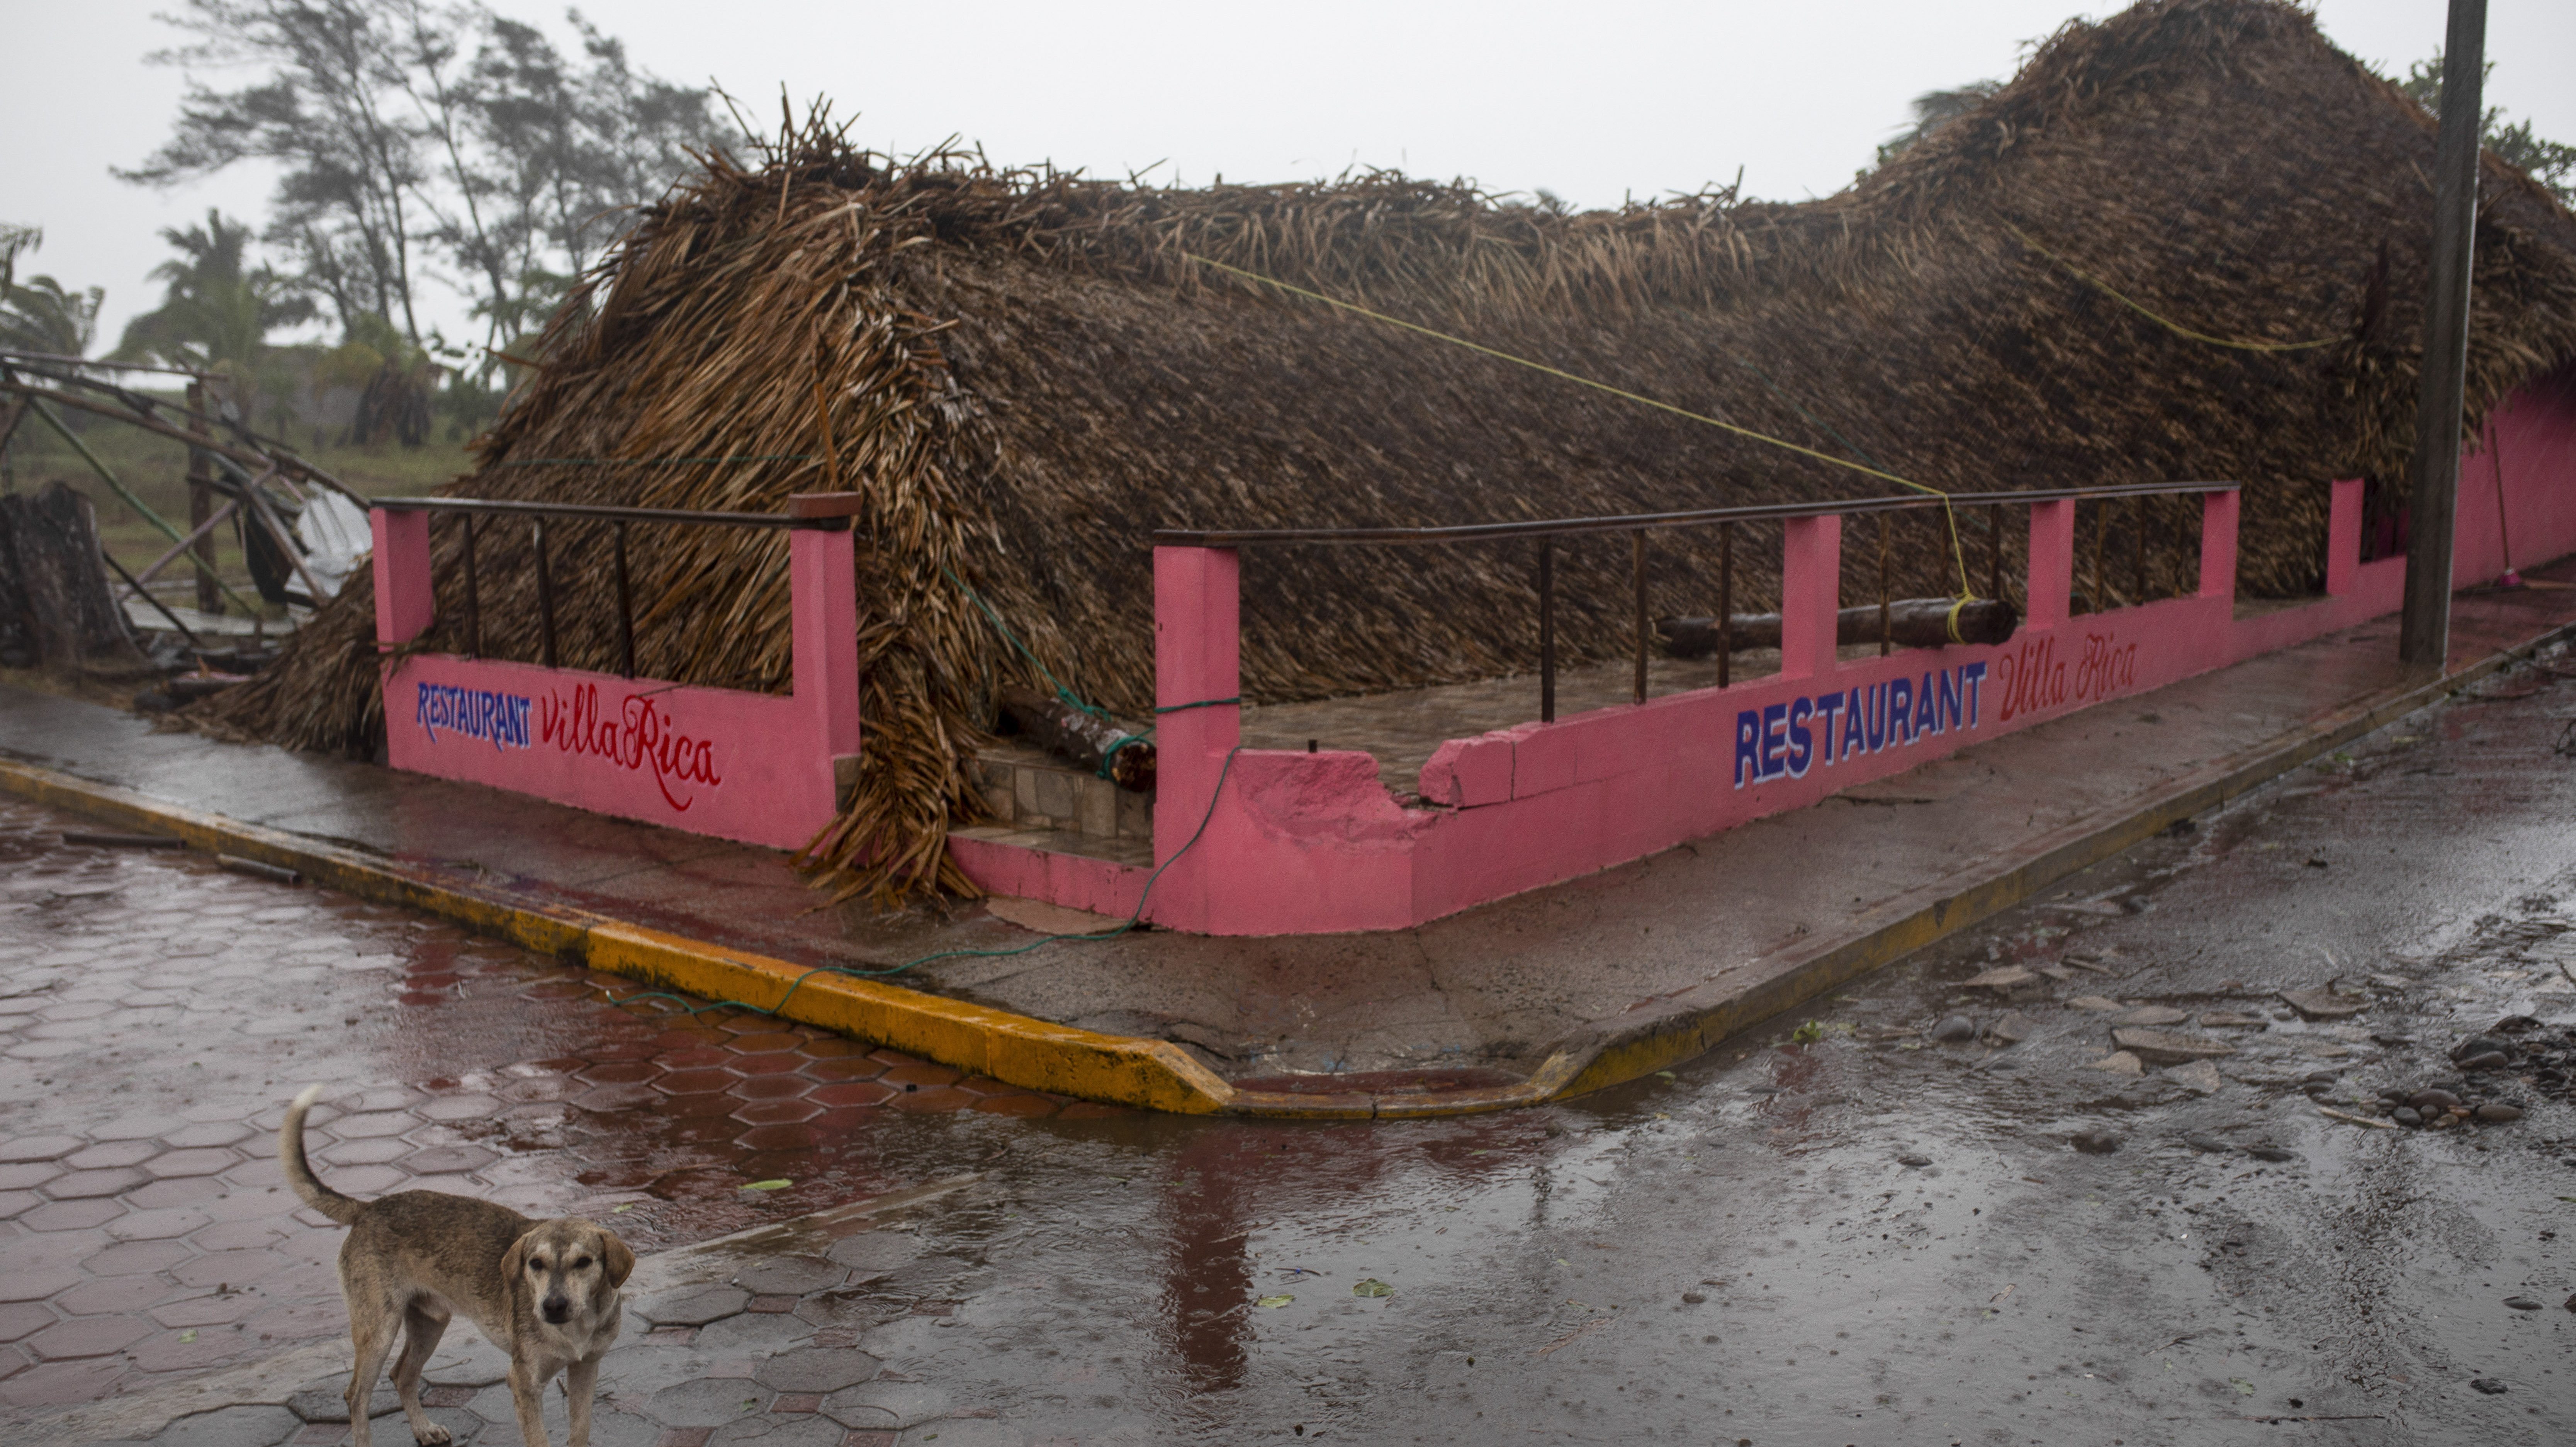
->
195 0 2576 906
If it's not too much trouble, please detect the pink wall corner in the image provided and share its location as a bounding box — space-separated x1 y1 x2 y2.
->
1231 750 1425 849
1148 546 1242 929
1191 754 1426 934
789 526 862 758
1510 718 1576 799
2458 384 2576 583
2197 491 2239 603
371 507 434 645
1779 513 1841 679
1420 733 1513 807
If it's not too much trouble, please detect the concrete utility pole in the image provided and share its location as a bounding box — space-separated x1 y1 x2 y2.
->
2398 0 2488 669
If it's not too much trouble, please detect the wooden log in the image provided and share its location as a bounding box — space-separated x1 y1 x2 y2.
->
185 380 222 614
997 686 1157 793
0 481 146 671
1659 596 2019 658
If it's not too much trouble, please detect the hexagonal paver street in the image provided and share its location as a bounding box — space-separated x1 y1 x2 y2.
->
0 798 1108 1426
18 642 2576 1447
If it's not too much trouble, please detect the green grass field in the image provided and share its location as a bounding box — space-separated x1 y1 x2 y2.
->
4 407 475 617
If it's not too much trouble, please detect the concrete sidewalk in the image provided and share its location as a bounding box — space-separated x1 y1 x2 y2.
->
5 569 2575 1116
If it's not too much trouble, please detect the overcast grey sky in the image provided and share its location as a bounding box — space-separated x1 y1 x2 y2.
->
5 0 2569 349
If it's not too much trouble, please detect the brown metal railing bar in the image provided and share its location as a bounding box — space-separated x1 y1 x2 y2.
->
1152 481 2238 549
460 515 482 659
1717 522 1734 690
533 516 558 669
1988 504 2005 606
2094 500 2110 612
2133 496 2149 603
1877 514 1892 657
613 520 636 679
1538 537 1556 724
2179 499 2194 600
375 496 814 530
1631 530 1648 707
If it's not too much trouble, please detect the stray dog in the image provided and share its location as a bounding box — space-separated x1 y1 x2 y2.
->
280 1084 633 1447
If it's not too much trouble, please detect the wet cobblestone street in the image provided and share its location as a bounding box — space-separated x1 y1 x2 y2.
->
7 658 2576 1445
0 798 1101 1420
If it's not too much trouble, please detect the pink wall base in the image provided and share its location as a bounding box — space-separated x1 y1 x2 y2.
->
372 511 861 852
955 377 2576 936
367 385 2576 929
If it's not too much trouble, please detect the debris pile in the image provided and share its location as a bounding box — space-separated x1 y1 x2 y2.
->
2371 1021 2564 1127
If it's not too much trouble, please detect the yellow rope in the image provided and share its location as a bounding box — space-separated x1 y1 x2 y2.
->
2001 221 2342 353
1184 252 1979 601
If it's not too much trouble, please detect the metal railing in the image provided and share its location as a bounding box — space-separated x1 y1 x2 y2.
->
1153 480 2239 723
374 493 860 678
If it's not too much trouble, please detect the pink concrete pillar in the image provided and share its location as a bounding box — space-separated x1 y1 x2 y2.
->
370 506 433 646
1153 546 1241 867
2198 489 2240 602
789 524 863 761
2325 479 2364 596
1779 513 1841 679
2026 499 2075 629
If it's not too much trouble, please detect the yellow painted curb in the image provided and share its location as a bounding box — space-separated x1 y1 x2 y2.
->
0 757 1232 1116
582 922 1233 1114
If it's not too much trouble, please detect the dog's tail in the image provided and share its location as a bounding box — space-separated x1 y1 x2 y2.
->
277 1084 363 1224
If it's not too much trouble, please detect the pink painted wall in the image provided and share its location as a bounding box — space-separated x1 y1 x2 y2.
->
2456 383 2576 585
951 377 2576 936
372 510 861 851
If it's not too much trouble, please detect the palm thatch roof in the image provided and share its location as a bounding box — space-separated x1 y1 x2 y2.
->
197 0 2576 904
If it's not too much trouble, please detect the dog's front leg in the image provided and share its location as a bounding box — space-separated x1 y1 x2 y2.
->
505 1361 555 1447
389 1300 453 1445
562 1355 600 1447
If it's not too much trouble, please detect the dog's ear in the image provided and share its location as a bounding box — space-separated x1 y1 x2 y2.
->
598 1230 635 1289
500 1229 537 1292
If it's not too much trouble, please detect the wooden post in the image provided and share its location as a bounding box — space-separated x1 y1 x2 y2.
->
184 381 221 613
2399 0 2488 670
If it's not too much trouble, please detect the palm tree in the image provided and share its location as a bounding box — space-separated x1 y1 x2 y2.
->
0 225 104 358
114 210 313 372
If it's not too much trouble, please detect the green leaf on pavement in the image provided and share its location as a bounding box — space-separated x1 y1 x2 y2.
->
178 1330 197 1343
2229 1379 2257 1396
1257 1294 1294 1308
1353 1278 1394 1298
743 1179 793 1191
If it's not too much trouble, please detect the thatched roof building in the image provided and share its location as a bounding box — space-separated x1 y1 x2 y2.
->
202 0 2576 901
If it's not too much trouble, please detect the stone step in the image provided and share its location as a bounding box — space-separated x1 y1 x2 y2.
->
973 742 1152 844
